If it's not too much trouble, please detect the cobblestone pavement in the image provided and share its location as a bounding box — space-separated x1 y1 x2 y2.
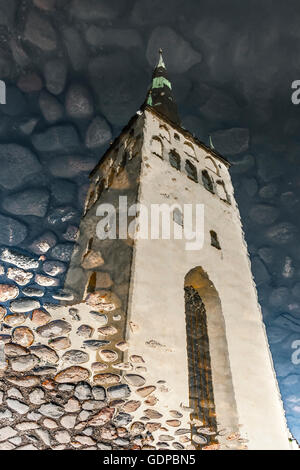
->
0 0 299 444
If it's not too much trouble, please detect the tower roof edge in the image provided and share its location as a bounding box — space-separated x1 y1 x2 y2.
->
144 106 230 168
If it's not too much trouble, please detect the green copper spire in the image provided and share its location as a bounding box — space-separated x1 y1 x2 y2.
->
144 49 180 125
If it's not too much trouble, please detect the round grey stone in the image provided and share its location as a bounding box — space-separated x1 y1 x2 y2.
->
10 298 40 313
44 59 67 95
124 374 145 387
7 398 29 415
39 403 64 418
50 244 74 262
43 260 66 276
92 386 106 401
0 215 28 246
36 320 72 338
39 91 64 123
29 232 57 255
65 84 93 119
3 188 49 218
85 116 112 149
83 340 110 350
47 206 77 226
107 384 131 400
62 350 89 365
265 222 298 245
22 287 44 297
74 382 92 401
24 11 57 51
32 125 80 153
10 354 39 372
249 204 279 226
113 412 132 427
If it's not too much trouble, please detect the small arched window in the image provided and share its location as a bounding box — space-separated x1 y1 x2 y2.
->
210 231 221 250
169 150 181 170
202 170 214 193
185 160 198 182
159 124 170 142
174 133 180 141
205 156 220 176
184 141 197 161
216 180 230 203
151 136 163 158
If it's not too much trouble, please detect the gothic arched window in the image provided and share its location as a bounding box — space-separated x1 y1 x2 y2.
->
184 141 197 161
169 150 181 170
210 230 221 250
205 156 220 176
185 160 198 182
202 170 214 193
151 136 163 159
184 267 239 448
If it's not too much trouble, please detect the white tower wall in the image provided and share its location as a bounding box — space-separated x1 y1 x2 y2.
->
126 109 291 450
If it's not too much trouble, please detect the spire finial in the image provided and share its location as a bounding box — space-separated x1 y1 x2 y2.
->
143 46 180 125
157 48 166 69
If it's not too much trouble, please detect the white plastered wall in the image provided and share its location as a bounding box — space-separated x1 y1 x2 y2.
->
126 109 291 450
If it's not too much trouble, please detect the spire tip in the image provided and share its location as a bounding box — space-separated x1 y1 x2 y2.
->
157 48 165 69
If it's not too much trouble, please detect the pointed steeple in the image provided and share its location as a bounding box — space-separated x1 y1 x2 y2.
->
144 49 180 125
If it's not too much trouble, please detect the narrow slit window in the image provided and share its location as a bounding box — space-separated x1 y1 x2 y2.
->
87 238 93 251
86 272 97 294
169 150 181 170
210 231 221 250
202 170 214 193
185 160 198 182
